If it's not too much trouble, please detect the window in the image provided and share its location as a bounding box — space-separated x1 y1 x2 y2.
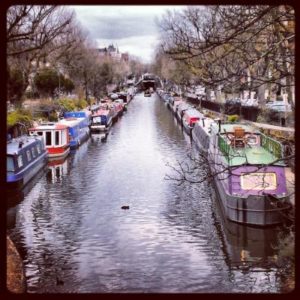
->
17 155 23 168
241 172 277 190
37 131 43 136
31 147 36 158
7 156 15 172
46 131 52 146
93 117 101 124
36 144 41 154
26 150 31 162
55 131 60 146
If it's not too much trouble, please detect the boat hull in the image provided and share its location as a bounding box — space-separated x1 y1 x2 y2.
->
182 121 193 135
211 167 291 226
48 147 70 159
192 125 210 153
7 151 48 189
69 128 90 149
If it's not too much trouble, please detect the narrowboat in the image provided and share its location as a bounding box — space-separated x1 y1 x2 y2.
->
118 91 130 105
208 123 291 226
58 116 90 149
144 90 151 97
7 135 48 188
114 99 127 112
176 103 191 122
111 102 121 122
29 123 70 158
192 117 215 153
182 108 203 135
169 97 184 114
90 106 113 132
63 110 91 126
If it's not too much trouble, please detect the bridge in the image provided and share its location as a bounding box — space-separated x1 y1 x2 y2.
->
135 73 163 91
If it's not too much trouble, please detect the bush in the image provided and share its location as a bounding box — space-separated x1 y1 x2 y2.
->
48 111 58 122
58 98 76 111
7 109 33 127
227 114 239 123
75 98 88 109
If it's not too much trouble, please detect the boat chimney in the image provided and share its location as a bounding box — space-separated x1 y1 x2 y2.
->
18 141 23 148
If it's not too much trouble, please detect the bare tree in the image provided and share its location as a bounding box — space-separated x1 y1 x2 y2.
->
157 5 294 107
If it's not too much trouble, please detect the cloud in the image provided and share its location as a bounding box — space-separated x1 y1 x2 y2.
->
71 5 186 63
96 35 160 63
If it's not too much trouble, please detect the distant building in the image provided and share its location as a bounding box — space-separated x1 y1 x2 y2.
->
121 53 129 62
97 44 129 63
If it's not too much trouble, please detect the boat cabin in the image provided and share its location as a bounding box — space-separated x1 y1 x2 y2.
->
183 109 203 127
29 123 70 158
7 135 48 186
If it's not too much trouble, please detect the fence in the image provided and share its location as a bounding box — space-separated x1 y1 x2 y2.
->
260 133 283 159
190 99 293 126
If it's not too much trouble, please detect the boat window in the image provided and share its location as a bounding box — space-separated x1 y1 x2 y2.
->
241 172 277 190
31 147 36 158
26 150 32 162
37 131 43 136
46 131 52 146
17 155 23 168
93 117 101 124
55 131 60 146
7 156 15 172
36 144 41 154
61 130 66 145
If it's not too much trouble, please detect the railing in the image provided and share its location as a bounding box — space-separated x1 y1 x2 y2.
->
260 133 283 158
218 134 231 158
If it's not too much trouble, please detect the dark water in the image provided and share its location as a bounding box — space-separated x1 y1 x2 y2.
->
7 93 288 293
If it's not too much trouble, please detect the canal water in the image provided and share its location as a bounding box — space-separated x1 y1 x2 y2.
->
7 93 289 293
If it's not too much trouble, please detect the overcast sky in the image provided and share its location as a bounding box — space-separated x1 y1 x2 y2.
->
71 5 186 64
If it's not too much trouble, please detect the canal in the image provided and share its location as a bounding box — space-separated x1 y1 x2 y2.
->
7 93 288 293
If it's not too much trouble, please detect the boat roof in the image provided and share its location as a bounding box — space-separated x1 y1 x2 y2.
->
29 123 68 130
213 123 283 166
178 103 191 110
58 117 85 127
92 109 109 116
7 135 44 155
226 146 283 166
184 108 202 117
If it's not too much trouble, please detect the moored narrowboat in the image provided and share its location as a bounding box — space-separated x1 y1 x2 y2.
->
192 117 215 153
90 105 114 132
7 135 48 189
29 123 70 158
169 97 184 114
182 108 203 135
58 115 90 149
176 102 191 122
208 122 291 226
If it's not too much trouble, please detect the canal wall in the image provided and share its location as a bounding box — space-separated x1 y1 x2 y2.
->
7 236 26 293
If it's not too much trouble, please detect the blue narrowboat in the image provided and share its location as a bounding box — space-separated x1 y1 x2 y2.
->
7 135 48 189
58 115 91 149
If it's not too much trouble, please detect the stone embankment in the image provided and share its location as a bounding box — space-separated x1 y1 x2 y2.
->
7 236 26 293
